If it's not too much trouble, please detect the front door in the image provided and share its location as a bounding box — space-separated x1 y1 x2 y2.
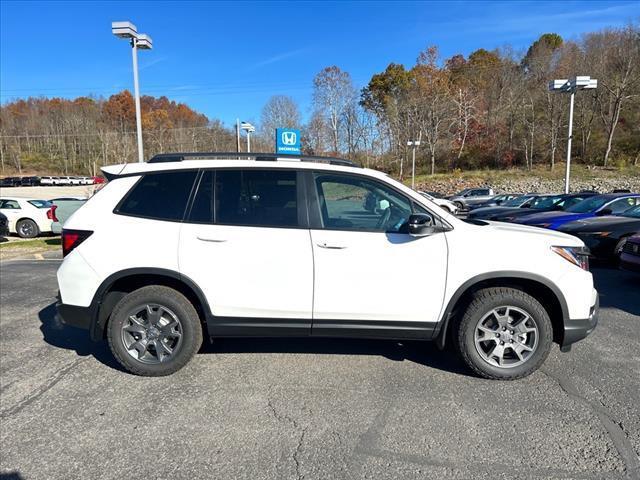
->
308 172 448 338
179 169 314 335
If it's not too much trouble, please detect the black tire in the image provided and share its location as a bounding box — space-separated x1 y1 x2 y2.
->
454 201 465 211
16 219 39 238
454 287 553 380
107 285 203 376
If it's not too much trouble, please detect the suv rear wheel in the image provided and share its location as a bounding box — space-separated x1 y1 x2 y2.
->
455 287 552 380
107 286 203 376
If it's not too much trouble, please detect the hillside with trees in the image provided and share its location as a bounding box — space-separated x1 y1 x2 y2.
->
1 25 638 177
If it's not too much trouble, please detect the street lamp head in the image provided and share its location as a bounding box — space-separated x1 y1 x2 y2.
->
112 21 138 39
240 122 255 133
549 76 598 92
549 79 569 92
135 34 153 50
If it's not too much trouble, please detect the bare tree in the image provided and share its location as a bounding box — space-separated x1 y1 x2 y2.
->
313 66 355 154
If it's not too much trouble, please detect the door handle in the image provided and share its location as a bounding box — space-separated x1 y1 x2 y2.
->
317 242 347 250
197 236 227 243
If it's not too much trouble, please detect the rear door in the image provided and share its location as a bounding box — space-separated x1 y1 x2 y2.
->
179 168 314 335
308 171 448 338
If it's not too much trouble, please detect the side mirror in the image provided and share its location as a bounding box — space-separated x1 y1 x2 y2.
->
408 214 436 237
495 200 503 205
596 208 612 216
553 204 564 211
520 203 531 208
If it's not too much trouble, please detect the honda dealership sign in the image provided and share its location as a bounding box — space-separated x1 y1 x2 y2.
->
276 128 301 155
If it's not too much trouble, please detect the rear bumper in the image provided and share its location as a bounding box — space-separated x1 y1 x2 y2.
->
56 299 92 331
560 292 599 351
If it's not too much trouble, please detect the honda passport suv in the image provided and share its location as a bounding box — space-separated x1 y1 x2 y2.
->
56 153 599 379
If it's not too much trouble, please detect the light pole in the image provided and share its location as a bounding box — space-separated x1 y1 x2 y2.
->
240 122 255 153
112 21 153 163
407 139 421 189
549 76 597 193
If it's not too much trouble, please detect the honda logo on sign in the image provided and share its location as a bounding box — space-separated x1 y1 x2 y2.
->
276 128 301 154
282 131 297 146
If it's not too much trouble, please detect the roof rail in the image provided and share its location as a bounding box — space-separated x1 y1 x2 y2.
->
148 152 360 167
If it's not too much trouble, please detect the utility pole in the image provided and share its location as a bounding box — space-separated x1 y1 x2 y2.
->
236 118 241 152
407 138 421 189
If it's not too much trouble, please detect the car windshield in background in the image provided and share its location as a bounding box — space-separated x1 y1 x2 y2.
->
622 205 640 218
566 196 610 213
531 196 563 209
27 200 53 208
502 196 533 207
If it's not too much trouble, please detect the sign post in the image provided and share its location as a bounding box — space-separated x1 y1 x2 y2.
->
276 128 301 155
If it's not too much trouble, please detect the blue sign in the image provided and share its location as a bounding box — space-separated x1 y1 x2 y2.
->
276 128 301 155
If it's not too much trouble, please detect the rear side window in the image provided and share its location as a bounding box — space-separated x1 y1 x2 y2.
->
215 170 298 227
28 200 53 208
117 171 197 221
189 170 214 224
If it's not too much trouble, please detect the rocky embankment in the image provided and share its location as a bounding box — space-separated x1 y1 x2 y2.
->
417 175 640 196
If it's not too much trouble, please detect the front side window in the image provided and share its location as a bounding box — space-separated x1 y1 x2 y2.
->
607 197 640 214
215 169 298 227
314 173 414 232
117 170 197 221
0 200 20 209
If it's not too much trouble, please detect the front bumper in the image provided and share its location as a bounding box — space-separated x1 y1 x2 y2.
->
560 292 599 351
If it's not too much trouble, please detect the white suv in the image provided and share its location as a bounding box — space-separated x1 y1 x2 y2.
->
56 153 599 378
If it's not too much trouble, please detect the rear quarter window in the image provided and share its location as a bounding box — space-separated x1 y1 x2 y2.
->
116 171 197 221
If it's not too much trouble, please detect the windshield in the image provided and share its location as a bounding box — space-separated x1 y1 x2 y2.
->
503 195 533 207
28 200 53 208
622 205 640 218
566 196 611 213
531 196 563 209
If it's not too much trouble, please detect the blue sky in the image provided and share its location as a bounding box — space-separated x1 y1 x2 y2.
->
1 0 638 127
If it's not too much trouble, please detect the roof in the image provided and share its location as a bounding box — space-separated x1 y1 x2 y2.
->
148 152 358 167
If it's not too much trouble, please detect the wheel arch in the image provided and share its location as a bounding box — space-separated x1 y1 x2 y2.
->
434 271 568 349
89 268 211 341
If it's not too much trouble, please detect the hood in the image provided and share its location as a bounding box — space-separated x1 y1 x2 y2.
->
469 206 523 217
518 211 588 226
483 220 581 245
558 215 640 232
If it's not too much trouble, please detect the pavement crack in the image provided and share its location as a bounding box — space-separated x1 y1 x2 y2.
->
0 357 86 419
541 367 640 477
293 427 307 480
267 395 307 479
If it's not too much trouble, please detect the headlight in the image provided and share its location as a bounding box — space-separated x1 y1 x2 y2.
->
581 232 611 237
551 246 590 271
534 223 552 228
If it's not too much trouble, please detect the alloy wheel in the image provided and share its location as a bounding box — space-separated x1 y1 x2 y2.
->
474 306 538 368
121 304 183 364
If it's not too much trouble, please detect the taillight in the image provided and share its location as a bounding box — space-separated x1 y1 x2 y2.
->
62 229 93 257
47 205 58 222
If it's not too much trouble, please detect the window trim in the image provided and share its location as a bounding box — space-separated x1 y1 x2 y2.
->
113 169 200 223
306 170 447 234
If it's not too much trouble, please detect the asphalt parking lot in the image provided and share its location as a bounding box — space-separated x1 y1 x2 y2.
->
1 257 639 480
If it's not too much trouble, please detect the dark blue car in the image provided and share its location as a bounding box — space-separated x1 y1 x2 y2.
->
515 193 640 230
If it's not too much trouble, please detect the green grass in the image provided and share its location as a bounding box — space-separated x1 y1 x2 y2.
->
0 237 61 250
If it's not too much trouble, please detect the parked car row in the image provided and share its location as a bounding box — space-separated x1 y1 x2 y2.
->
0 196 87 238
0 176 105 187
465 192 640 262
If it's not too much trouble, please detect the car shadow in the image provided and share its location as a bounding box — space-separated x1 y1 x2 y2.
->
38 302 126 372
592 266 640 317
202 336 473 376
38 302 471 376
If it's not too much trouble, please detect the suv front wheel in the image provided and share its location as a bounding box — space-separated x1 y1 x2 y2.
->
455 287 552 380
107 286 203 376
